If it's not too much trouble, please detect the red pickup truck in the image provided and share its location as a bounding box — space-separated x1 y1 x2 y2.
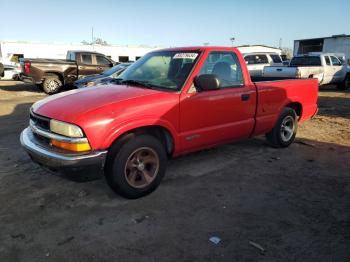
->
20 47 318 198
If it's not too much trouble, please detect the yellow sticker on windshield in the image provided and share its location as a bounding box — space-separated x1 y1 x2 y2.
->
173 53 198 59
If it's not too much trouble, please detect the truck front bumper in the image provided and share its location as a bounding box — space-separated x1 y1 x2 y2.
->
20 127 107 172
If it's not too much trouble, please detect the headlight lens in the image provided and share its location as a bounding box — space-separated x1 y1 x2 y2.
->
50 119 84 138
86 81 96 87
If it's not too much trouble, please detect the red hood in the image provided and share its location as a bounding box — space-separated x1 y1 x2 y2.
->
32 85 162 123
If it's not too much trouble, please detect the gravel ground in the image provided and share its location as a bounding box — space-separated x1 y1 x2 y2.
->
0 81 349 262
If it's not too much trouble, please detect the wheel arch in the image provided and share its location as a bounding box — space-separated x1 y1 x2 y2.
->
105 124 177 158
284 101 302 120
43 71 64 84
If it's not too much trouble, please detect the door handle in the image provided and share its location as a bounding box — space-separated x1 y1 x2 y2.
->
79 66 86 69
241 94 250 101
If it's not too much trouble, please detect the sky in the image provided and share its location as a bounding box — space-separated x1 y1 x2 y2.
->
1 0 349 49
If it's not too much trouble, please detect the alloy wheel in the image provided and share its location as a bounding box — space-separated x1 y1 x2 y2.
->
124 147 160 189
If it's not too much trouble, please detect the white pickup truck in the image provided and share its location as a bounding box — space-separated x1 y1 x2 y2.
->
263 53 349 90
242 52 283 77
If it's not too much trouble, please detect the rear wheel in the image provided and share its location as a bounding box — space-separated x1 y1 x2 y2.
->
42 76 62 94
266 107 298 148
336 75 350 90
105 135 167 199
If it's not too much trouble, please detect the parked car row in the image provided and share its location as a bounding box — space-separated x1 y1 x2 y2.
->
13 48 349 93
263 52 350 90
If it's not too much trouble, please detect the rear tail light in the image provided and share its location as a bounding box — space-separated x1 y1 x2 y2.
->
24 61 31 74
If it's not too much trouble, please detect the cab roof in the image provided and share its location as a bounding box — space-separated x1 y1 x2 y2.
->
153 46 239 52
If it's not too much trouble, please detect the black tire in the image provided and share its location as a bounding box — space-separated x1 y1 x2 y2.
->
336 76 350 90
105 134 167 199
266 107 298 148
42 76 62 94
36 84 43 91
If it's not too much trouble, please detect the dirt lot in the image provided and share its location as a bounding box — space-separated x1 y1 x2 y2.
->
0 81 349 262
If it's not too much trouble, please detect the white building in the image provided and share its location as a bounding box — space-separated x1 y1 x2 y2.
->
0 40 161 64
294 34 350 64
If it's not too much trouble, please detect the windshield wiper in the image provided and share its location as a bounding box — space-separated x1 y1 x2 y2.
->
109 78 167 90
120 79 154 89
110 78 123 84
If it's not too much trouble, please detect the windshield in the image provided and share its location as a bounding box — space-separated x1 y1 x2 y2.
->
102 64 128 76
117 51 201 91
290 56 321 66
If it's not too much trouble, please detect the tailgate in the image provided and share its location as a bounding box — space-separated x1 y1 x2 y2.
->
263 66 297 78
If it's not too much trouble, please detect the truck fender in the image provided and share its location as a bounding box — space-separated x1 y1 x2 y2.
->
43 71 64 83
313 73 323 84
102 117 180 153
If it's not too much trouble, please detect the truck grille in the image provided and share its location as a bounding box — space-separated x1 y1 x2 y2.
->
33 132 51 144
30 112 50 131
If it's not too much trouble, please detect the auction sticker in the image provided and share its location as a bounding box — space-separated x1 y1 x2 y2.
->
173 53 198 59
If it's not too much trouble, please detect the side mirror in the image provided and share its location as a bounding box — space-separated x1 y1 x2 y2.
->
194 74 220 91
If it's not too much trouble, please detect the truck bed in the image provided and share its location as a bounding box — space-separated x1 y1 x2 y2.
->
252 78 318 131
24 58 76 65
251 76 298 82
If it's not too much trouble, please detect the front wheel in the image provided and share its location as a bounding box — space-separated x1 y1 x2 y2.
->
105 135 167 199
266 107 298 148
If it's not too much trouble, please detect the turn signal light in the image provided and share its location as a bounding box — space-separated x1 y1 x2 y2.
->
51 139 91 152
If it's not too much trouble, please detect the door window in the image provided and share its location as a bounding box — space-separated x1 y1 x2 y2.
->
324 56 331 65
81 54 92 64
199 52 243 88
244 54 269 65
330 56 341 66
96 55 111 65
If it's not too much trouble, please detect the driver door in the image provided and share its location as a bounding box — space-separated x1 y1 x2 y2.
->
78 53 99 78
330 56 345 82
95 54 113 74
179 51 256 153
322 55 333 84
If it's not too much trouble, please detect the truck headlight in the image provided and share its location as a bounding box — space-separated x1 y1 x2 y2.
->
50 119 84 138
